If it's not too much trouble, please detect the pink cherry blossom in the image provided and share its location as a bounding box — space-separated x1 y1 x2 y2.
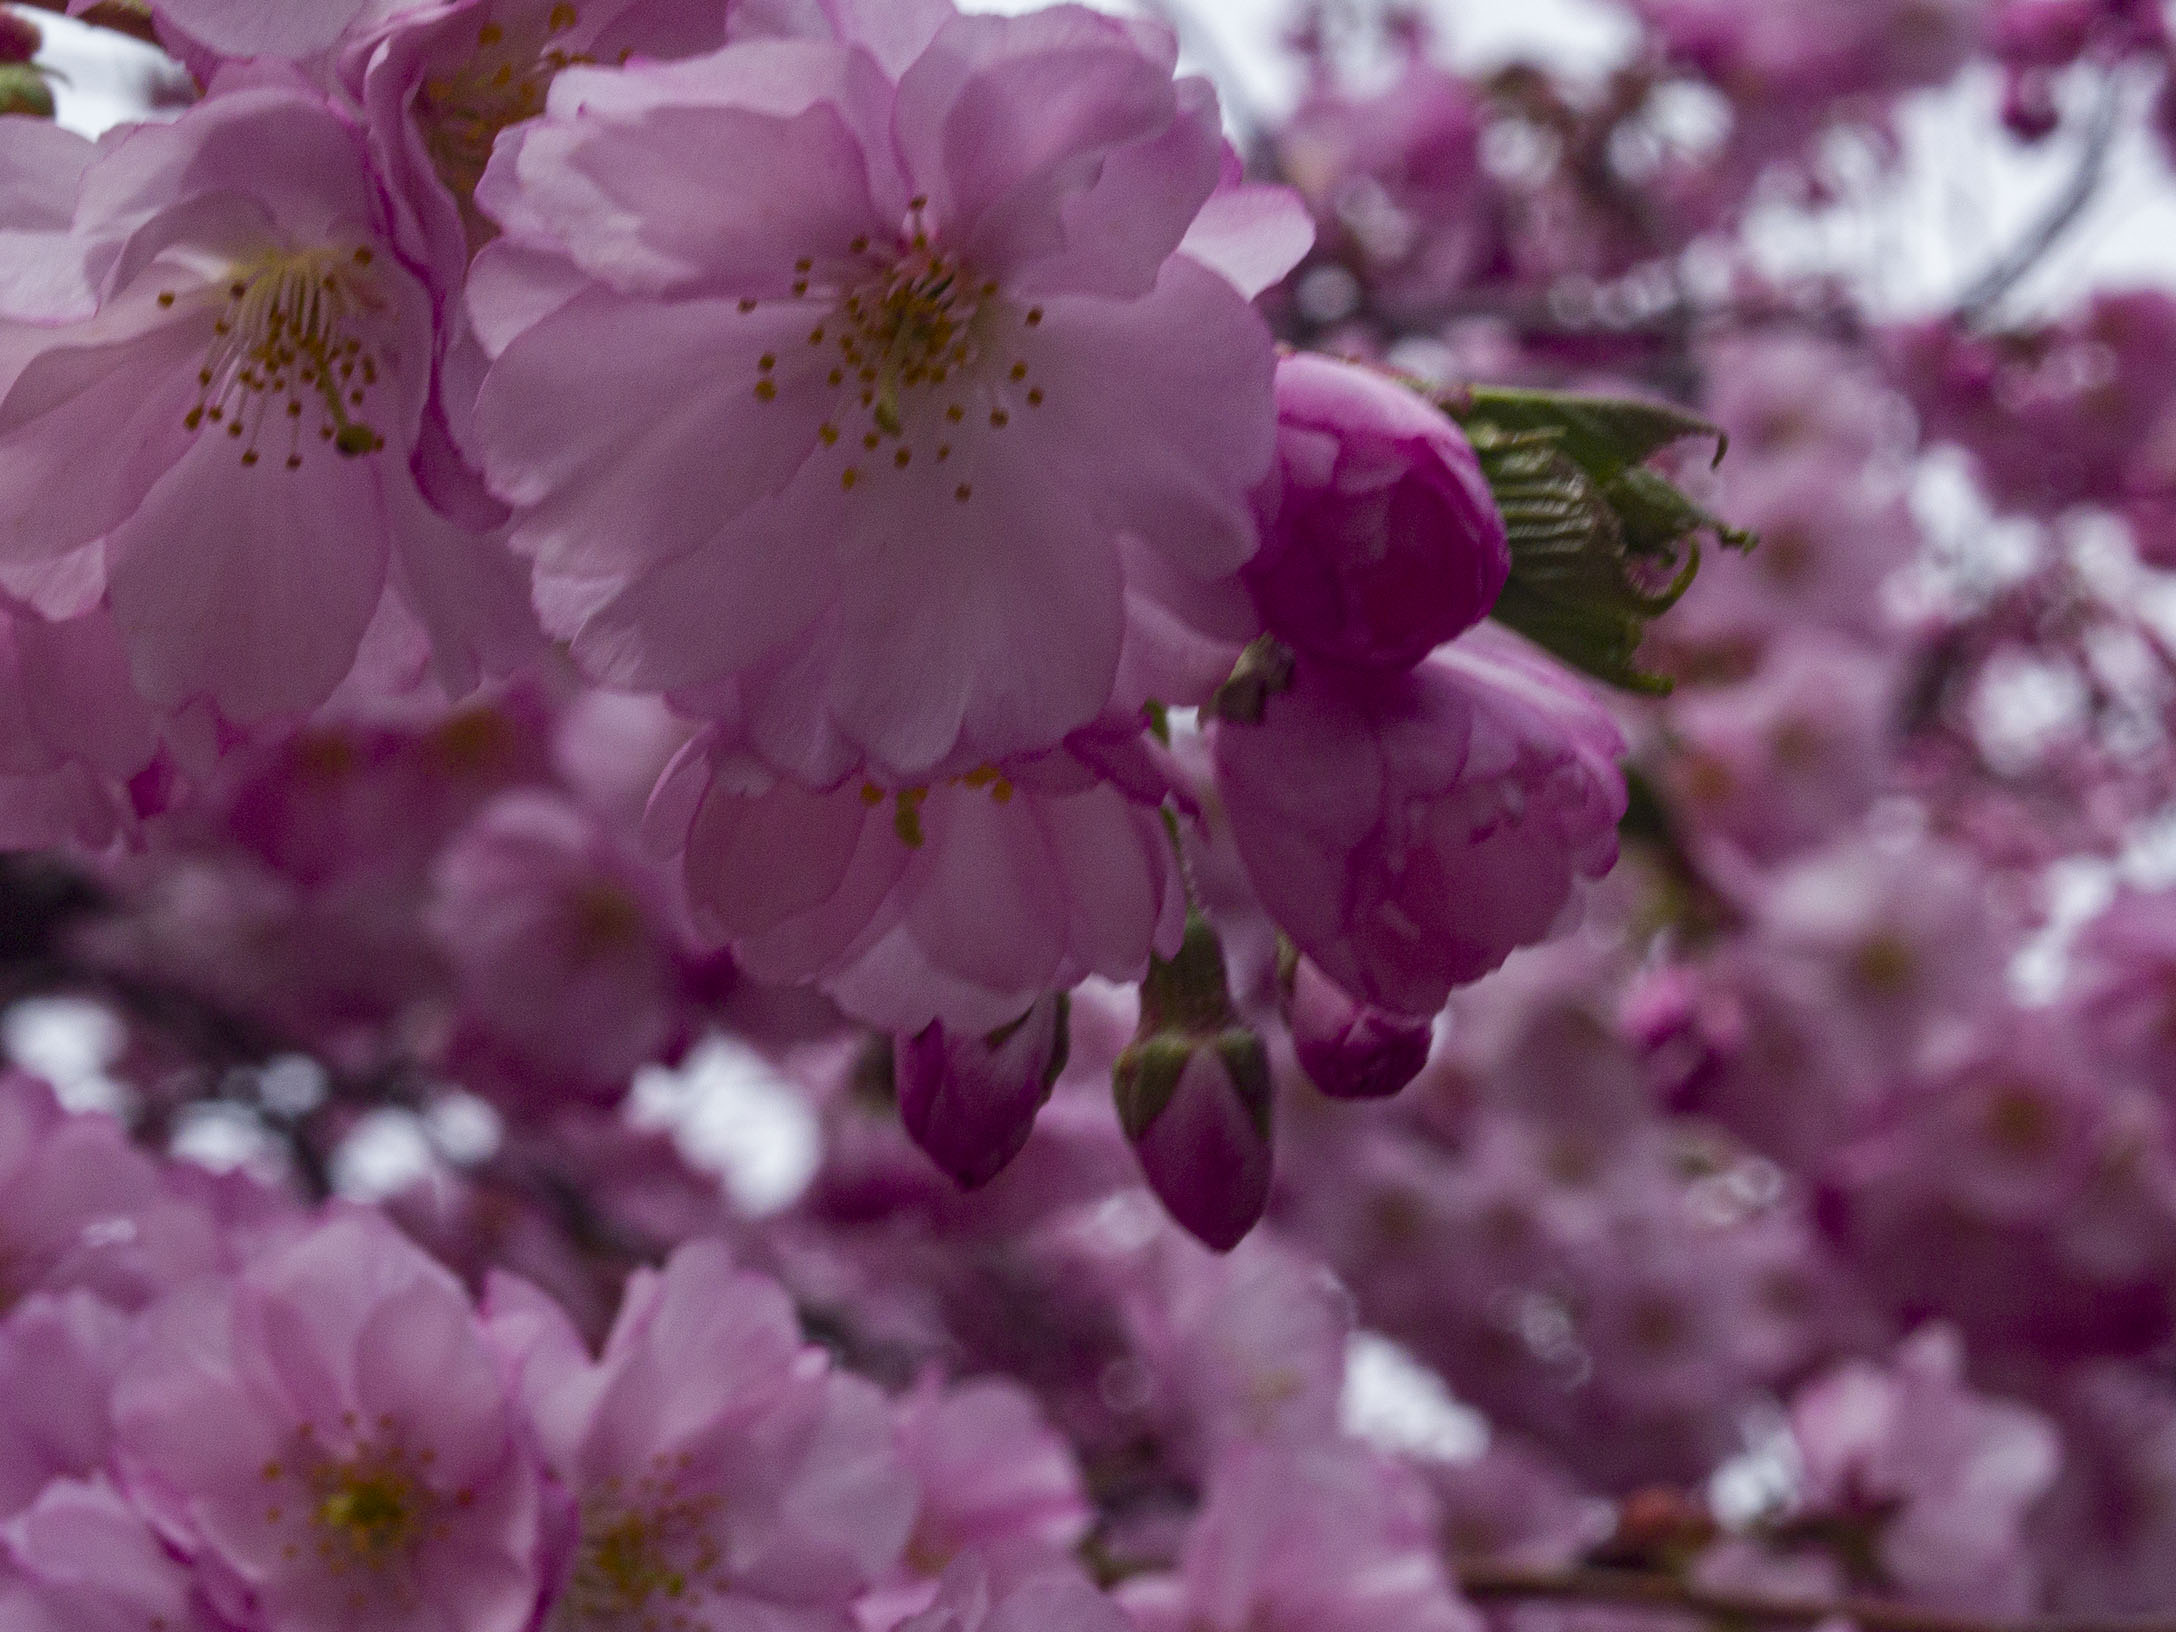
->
888 1374 1091 1587
112 1206 544 1632
485 1239 914 1630
466 3 1308 775
427 789 685 1094
649 725 1186 1033
1212 626 1626 1018
0 1072 224 1312
0 1293 133 1520
0 77 535 723
1116 1440 1479 1632
1787 1326 2060 1616
896 1557 1130 1632
2 1477 224 1632
1245 353 1507 671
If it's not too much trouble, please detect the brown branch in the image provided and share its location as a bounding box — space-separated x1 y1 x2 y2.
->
12 0 164 49
1458 1564 2176 1632
1953 71 2122 325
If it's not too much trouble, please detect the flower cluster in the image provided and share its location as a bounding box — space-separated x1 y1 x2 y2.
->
8 0 2176 1627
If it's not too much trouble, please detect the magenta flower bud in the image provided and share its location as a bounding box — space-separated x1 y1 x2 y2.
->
896 993 1072 1190
0 13 41 65
1244 353 1510 671
1114 916 1273 1251
1281 949 1433 1101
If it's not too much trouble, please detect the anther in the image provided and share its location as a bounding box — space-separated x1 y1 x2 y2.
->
754 380 777 401
955 484 972 502
1027 388 1044 407
157 291 175 308
1026 307 1044 326
842 467 860 490
894 448 911 467
989 409 1008 428
1010 362 1028 381
478 21 503 45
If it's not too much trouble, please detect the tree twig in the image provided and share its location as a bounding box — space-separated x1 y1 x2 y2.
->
1952 71 2123 325
1458 1563 2176 1632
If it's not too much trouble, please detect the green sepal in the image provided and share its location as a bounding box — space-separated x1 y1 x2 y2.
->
1212 1029 1274 1141
1448 388 1755 696
1208 636 1296 726
1458 386 1728 484
1112 1035 1194 1141
1135 912 1239 1037
0 64 54 119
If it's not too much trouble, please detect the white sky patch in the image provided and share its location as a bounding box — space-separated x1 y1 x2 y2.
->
170 1098 287 1179
627 1032 822 1216
3 996 132 1118
331 1107 437 1202
1341 1329 1491 1463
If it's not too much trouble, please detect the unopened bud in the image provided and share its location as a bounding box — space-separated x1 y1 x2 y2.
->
896 993 1070 1189
0 13 41 65
1280 946 1432 1101
1114 915 1273 1250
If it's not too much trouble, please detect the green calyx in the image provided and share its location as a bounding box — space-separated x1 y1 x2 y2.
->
1446 386 1756 696
1112 1027 1272 1142
0 64 54 120
1114 913 1272 1140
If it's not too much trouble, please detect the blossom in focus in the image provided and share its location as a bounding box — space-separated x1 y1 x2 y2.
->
0 79 535 722
467 1 1309 777
1247 354 1506 671
648 725 1186 1033
112 1207 543 1632
1213 625 1626 1019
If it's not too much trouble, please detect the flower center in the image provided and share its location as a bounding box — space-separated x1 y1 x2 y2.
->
316 1466 420 1561
172 245 388 469
561 1485 724 1627
857 764 1016 849
741 204 1053 503
418 3 590 229
258 1422 460 1589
